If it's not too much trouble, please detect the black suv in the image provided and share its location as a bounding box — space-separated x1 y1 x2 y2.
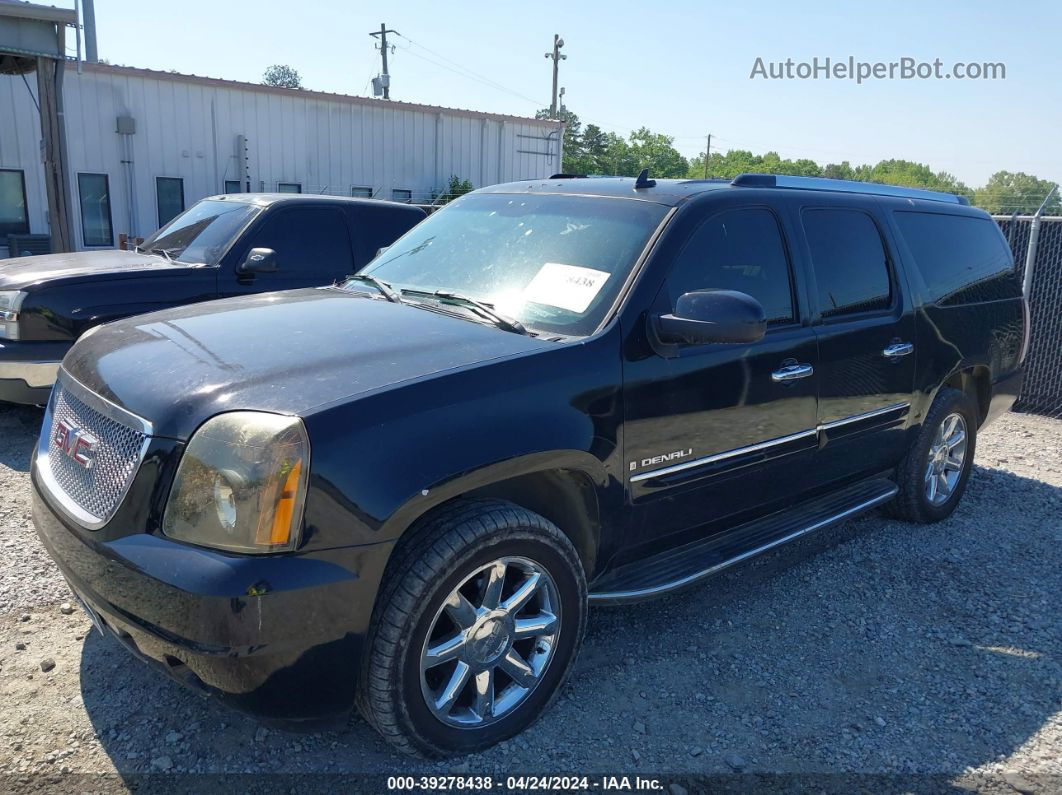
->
32 174 1025 757
0 193 425 404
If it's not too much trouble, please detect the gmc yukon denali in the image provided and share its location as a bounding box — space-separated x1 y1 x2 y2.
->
32 173 1026 757
0 193 425 404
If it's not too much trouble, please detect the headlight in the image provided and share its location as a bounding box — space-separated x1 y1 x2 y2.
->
162 412 310 554
0 291 26 340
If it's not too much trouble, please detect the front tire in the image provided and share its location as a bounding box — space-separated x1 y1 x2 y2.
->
359 500 587 758
887 387 978 523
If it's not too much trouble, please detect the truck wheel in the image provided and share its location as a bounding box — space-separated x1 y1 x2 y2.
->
359 499 587 758
887 387 978 523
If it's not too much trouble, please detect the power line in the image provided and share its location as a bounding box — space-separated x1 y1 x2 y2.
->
396 33 549 108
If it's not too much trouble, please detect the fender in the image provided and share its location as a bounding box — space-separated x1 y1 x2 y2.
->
380 447 610 542
913 298 1024 426
299 332 623 551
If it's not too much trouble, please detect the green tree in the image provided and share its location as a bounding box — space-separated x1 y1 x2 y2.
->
974 171 1060 214
822 161 855 180
580 124 609 174
435 175 474 204
627 128 688 177
539 109 687 177
848 159 970 196
536 108 587 174
262 64 302 89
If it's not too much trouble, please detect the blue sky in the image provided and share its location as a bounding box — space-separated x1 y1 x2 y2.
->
75 0 1061 187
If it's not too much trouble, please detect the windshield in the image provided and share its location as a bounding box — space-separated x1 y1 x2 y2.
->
139 199 259 266
353 192 669 337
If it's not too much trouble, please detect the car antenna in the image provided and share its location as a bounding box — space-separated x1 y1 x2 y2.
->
634 168 656 189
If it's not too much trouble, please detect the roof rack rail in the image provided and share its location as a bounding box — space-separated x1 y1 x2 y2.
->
549 173 588 179
730 174 970 205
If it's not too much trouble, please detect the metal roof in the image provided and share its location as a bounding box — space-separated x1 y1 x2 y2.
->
0 0 78 25
80 62 564 129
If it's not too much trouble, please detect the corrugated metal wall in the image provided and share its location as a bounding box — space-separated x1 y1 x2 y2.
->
1 63 562 252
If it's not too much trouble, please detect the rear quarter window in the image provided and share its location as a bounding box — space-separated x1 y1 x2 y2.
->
893 212 1019 305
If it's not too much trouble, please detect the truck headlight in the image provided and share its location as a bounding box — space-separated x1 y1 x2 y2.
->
0 291 26 340
162 412 310 554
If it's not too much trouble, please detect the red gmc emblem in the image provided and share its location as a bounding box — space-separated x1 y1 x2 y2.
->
53 419 99 469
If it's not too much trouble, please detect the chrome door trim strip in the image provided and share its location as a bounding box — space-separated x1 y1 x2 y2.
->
817 401 910 432
628 402 911 485
589 485 898 603
629 427 818 484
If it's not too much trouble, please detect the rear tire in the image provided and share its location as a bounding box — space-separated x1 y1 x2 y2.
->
358 499 586 758
887 387 977 523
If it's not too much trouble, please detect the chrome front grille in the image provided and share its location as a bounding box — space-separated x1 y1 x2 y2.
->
39 375 150 528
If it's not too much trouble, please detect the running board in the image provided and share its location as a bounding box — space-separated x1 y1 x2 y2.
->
588 478 898 604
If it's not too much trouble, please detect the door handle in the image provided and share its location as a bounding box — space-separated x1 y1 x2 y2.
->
882 342 914 359
771 363 815 383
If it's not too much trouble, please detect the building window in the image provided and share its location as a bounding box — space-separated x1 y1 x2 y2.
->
351 186 373 199
392 188 412 202
224 180 243 194
278 182 302 194
77 173 113 247
156 177 185 228
0 169 29 236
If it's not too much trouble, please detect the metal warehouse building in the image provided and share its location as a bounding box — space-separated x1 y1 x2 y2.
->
0 61 564 256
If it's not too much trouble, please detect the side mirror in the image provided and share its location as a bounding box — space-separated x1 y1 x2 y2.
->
238 247 278 275
653 289 767 346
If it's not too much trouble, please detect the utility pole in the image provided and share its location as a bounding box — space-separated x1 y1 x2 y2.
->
703 133 711 179
369 23 398 99
544 34 566 118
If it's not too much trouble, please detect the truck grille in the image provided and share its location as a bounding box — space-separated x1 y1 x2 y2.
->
39 377 149 528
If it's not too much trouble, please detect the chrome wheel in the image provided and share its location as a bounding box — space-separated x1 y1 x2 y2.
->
419 556 561 728
924 412 967 506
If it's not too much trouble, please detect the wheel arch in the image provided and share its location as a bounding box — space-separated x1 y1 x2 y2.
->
380 451 607 580
940 364 991 427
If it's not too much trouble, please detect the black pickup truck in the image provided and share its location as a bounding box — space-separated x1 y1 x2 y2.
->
0 194 425 404
32 174 1025 757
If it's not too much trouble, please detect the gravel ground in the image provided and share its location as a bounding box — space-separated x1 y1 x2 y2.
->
0 403 1059 792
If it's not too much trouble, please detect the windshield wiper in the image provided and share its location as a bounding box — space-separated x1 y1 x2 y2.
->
402 289 527 335
346 273 400 303
149 247 181 262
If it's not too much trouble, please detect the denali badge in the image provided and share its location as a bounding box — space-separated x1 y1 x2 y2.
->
53 420 99 469
629 448 694 472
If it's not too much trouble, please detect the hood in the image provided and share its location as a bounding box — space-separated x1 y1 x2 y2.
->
0 249 182 290
63 288 554 439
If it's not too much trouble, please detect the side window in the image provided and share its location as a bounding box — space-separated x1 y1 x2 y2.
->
803 209 891 318
893 211 1019 305
667 207 795 325
242 208 353 275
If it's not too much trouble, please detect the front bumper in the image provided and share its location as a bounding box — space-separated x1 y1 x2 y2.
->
0 339 69 404
32 474 394 723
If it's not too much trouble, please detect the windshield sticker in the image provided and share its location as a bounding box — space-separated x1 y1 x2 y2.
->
523 263 611 313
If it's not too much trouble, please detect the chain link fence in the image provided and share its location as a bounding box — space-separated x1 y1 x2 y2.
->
994 215 1062 418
